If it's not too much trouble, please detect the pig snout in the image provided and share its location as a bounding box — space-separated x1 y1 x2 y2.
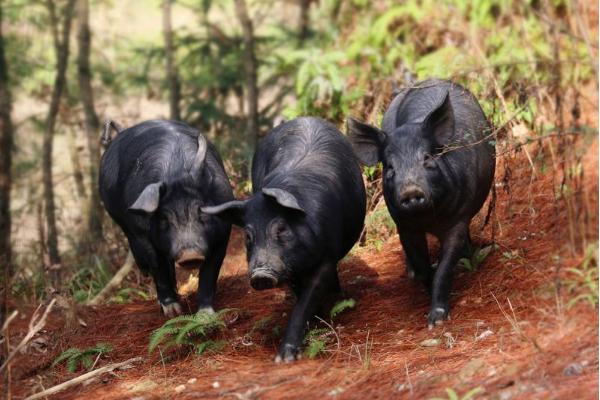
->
250 269 279 290
398 185 429 211
175 249 205 270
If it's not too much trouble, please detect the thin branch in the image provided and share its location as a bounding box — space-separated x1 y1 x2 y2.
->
87 252 135 306
24 356 143 400
315 316 341 352
0 299 56 373
1 310 17 332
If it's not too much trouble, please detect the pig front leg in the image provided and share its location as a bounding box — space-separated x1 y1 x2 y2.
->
154 256 182 318
427 222 469 329
276 261 338 363
196 240 227 314
127 236 181 318
399 230 433 287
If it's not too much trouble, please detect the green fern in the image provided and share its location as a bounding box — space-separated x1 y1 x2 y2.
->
148 309 232 355
301 299 357 359
303 328 332 359
459 244 496 272
305 337 328 359
52 343 112 373
431 386 484 400
330 298 357 320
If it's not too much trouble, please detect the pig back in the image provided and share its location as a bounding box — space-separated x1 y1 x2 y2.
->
99 120 232 222
252 117 366 259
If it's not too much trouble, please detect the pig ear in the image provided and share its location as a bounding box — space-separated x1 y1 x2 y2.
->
201 200 247 227
190 133 208 177
423 91 455 145
262 188 305 213
129 182 164 214
346 117 386 166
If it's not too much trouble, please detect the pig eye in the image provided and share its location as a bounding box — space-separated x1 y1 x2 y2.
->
158 215 169 230
272 220 293 242
384 166 395 180
276 224 292 240
199 211 211 223
423 154 437 169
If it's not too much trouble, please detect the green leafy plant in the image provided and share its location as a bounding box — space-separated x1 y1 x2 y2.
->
431 386 484 400
69 256 113 303
330 298 357 319
564 244 599 308
110 287 149 304
52 343 112 373
364 206 396 250
148 309 232 355
459 244 496 272
303 328 332 359
304 298 357 358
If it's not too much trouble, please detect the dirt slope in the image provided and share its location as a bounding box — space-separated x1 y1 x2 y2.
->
6 137 599 399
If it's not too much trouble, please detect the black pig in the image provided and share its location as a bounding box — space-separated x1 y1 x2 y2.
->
99 120 233 317
347 79 495 328
202 117 366 362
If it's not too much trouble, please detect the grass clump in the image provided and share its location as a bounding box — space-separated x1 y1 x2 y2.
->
148 309 232 355
52 343 112 372
565 243 598 308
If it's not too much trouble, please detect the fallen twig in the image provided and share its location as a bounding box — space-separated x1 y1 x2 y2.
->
1 310 18 333
25 356 143 400
88 251 135 306
0 299 56 373
315 316 341 353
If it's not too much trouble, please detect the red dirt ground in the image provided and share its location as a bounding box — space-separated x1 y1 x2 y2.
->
4 134 599 399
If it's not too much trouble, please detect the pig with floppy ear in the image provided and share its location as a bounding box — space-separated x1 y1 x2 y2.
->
100 120 233 318
202 186 305 227
128 133 209 215
346 81 495 330
201 116 366 362
346 90 455 167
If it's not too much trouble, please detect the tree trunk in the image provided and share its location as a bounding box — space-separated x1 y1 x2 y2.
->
0 2 15 395
43 0 77 288
76 0 103 243
234 0 259 149
298 0 311 44
162 0 180 120
68 127 86 199
0 0 13 285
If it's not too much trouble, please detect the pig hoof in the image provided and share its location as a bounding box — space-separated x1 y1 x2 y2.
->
160 301 183 318
275 344 301 363
427 307 448 329
197 306 215 315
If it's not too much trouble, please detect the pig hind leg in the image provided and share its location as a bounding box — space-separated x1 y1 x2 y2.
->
128 236 181 317
399 230 433 288
427 222 469 329
196 241 227 314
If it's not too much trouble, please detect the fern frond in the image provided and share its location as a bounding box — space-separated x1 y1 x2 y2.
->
148 309 233 354
330 298 356 320
52 348 81 368
66 357 79 373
